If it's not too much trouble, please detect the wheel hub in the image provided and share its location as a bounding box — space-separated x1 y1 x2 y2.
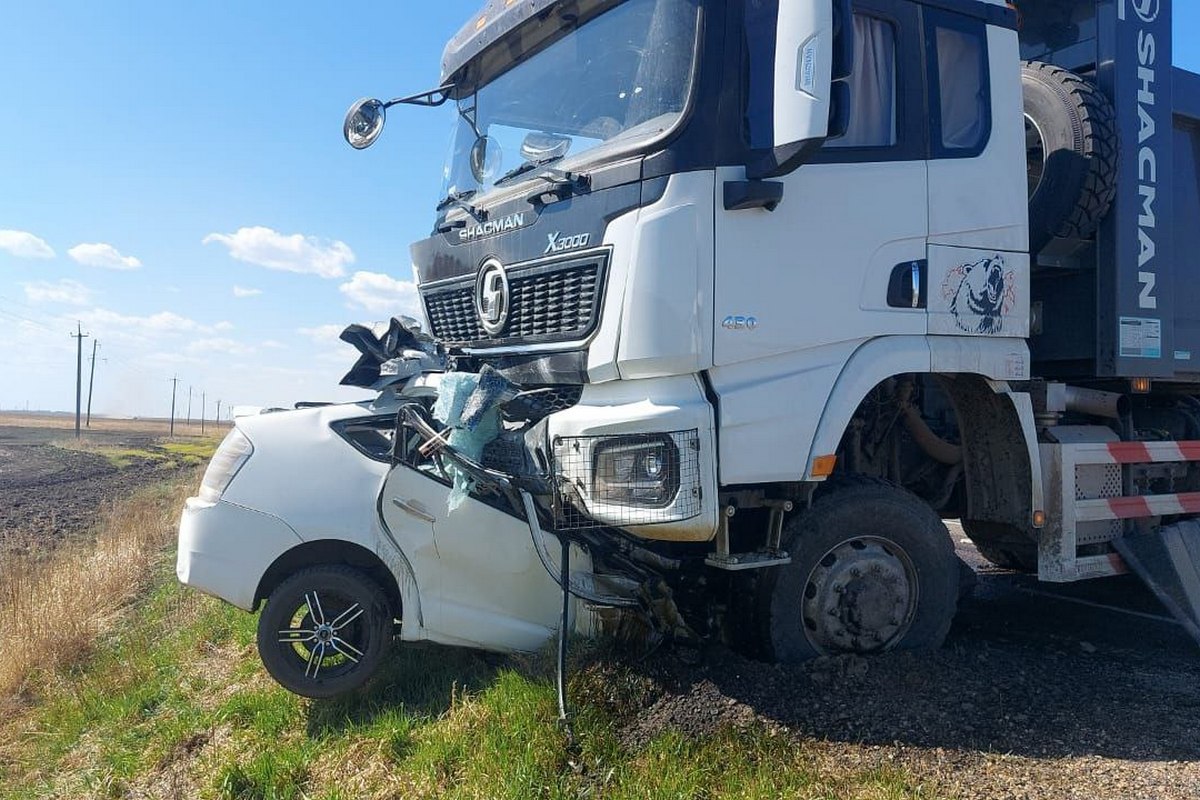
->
801 536 918 654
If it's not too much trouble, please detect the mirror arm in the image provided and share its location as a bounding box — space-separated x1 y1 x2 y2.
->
745 138 824 180
385 82 457 109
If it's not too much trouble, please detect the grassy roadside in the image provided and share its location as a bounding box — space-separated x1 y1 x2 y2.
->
0 455 939 799
53 438 224 470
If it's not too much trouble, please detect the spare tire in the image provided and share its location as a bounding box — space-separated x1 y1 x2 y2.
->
1022 61 1118 253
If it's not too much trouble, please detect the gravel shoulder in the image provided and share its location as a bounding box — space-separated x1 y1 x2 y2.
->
607 523 1200 799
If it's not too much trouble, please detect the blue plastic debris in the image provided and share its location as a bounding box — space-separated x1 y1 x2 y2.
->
432 371 507 510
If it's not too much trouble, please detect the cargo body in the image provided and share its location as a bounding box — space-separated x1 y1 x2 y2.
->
1021 1 1200 382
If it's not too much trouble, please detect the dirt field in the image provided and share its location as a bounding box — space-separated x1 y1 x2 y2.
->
0 414 219 556
1 414 1197 798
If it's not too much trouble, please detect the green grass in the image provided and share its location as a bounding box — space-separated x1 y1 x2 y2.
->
53 437 222 470
0 520 943 799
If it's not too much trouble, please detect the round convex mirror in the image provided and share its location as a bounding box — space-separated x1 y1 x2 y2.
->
344 98 386 150
469 135 502 184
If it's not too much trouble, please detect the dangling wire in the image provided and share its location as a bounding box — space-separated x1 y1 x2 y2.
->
557 535 576 745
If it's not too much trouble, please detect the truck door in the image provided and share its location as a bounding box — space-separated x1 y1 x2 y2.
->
922 6 1030 339
713 0 929 370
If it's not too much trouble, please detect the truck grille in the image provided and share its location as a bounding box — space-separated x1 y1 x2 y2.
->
422 252 608 347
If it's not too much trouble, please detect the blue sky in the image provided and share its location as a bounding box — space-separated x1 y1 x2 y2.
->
1 2 1199 417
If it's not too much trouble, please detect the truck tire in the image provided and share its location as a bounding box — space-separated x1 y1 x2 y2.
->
257 565 394 699
961 520 1038 573
1022 61 1118 253
757 478 960 662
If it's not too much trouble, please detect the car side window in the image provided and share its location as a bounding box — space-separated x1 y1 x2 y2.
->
332 416 397 462
927 12 991 157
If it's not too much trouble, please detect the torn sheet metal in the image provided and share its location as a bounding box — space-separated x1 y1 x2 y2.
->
339 316 443 390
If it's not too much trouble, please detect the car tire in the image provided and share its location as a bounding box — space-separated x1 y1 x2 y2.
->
757 477 960 662
257 565 394 699
1022 61 1119 253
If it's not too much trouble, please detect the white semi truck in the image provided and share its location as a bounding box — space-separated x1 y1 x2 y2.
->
179 0 1200 699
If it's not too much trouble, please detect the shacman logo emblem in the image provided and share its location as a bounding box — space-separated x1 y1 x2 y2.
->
1122 0 1159 23
475 259 509 336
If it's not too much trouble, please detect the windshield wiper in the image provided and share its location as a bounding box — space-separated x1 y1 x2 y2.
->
436 189 485 222
495 156 592 209
494 156 566 187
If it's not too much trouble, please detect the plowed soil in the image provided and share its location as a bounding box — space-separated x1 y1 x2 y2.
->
0 418 198 556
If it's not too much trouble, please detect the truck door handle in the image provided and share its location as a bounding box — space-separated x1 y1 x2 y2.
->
392 497 436 524
887 260 927 309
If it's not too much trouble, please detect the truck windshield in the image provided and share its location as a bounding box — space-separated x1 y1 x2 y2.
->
440 0 700 201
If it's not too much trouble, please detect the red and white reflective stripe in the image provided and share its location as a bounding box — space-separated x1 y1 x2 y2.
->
1098 441 1200 464
1075 492 1200 522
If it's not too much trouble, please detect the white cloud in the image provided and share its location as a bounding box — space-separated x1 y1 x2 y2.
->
68 242 142 270
0 230 55 259
232 285 263 298
297 323 346 344
204 226 354 279
22 278 91 305
215 321 235 331
186 337 256 357
79 308 219 337
338 270 420 316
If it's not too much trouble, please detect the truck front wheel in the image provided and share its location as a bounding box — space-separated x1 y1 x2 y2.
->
257 565 394 699
757 480 959 661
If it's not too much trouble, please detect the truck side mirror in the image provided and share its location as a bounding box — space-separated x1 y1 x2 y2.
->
748 0 854 179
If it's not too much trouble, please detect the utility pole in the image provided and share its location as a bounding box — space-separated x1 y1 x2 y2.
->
85 341 100 427
70 323 89 438
169 376 179 437
200 391 206 434
186 385 193 428
215 399 222 429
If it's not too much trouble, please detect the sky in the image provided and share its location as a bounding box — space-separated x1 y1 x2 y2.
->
0 2 475 417
1 2 1199 418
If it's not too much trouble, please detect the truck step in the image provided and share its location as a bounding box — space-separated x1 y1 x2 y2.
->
1114 520 1200 649
704 551 792 571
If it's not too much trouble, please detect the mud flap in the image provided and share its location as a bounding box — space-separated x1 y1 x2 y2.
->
1114 521 1200 648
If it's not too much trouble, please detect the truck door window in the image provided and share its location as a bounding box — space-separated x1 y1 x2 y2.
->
927 13 990 157
825 14 897 149
742 0 778 151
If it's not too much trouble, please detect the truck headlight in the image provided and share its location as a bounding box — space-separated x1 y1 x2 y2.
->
199 429 254 502
593 435 679 507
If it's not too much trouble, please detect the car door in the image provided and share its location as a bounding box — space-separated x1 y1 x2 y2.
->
380 463 562 650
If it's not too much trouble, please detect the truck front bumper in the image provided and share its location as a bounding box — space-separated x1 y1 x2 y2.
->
176 496 304 611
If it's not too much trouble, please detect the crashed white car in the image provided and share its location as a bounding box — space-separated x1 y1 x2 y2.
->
176 384 583 697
